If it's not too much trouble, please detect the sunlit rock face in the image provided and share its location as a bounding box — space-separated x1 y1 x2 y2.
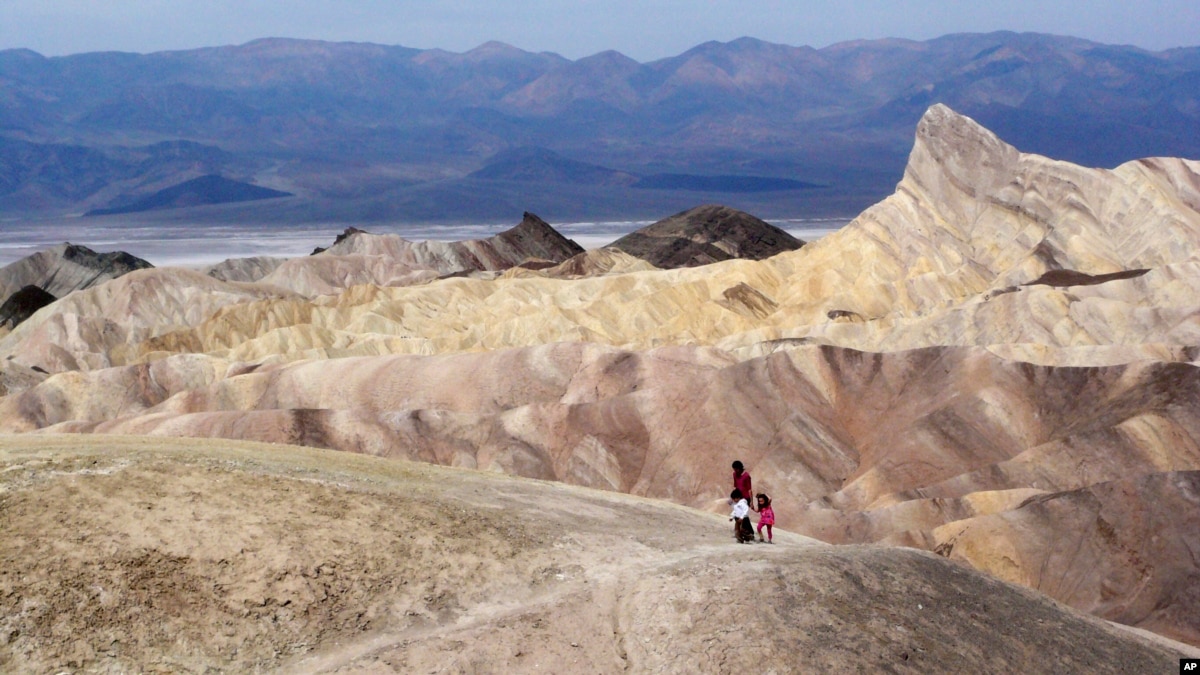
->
786 104 1200 355
2 106 1200 646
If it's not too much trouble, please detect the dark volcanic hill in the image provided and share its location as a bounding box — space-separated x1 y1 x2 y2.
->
0 285 56 329
607 204 804 267
1 32 1198 222
85 174 292 216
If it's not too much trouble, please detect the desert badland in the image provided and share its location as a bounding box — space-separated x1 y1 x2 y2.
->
3 98 1200 672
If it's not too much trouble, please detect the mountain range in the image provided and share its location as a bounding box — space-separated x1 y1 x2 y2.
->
1 31 1198 223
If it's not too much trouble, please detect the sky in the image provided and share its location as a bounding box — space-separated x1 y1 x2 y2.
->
1 1 1197 61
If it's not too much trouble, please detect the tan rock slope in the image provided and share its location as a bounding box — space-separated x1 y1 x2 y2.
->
254 212 584 296
1 436 1191 673
7 104 1198 372
931 471 1200 647
0 267 293 372
0 244 154 329
5 342 1199 643
3 105 1200 648
0 243 153 302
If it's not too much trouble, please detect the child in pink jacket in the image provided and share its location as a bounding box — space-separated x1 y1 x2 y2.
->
756 493 775 543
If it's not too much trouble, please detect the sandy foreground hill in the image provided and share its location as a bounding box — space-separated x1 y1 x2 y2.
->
1 435 1194 674
2 104 1200 659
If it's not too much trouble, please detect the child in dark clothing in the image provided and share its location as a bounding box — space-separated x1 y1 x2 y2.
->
729 489 754 543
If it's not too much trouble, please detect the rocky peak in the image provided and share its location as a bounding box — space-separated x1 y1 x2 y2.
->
494 212 585 261
903 104 1022 199
60 243 154 275
312 227 369 255
607 204 803 268
0 243 153 306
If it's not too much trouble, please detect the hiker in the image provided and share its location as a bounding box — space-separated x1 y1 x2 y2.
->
756 493 775 543
730 489 754 543
732 460 755 512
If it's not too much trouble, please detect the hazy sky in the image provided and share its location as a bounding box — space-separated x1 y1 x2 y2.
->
1 1 1197 60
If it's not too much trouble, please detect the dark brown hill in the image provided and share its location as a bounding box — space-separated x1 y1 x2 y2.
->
607 204 803 267
0 285 56 328
491 211 587 262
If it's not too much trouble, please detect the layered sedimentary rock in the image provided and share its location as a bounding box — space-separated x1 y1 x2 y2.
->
3 105 1200 646
0 243 154 329
12 104 1193 372
0 243 154 301
502 247 659 279
0 268 293 372
931 471 1200 647
253 212 585 296
204 255 288 283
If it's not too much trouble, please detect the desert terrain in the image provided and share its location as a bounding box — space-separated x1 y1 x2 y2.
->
2 104 1200 669
1 435 1194 673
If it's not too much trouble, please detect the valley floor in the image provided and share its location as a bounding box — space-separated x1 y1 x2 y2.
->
0 219 846 268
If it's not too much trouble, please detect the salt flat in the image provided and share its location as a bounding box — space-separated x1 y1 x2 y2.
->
0 218 845 268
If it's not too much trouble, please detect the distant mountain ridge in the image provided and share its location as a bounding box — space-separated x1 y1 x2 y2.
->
469 147 821 192
1 32 1198 222
84 174 292 216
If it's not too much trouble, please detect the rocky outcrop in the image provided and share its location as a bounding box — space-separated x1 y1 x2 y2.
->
316 212 583 265
0 267 294 372
607 204 803 267
252 212 584 295
0 243 153 303
0 243 155 329
204 256 288 283
0 285 56 328
503 247 658 279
